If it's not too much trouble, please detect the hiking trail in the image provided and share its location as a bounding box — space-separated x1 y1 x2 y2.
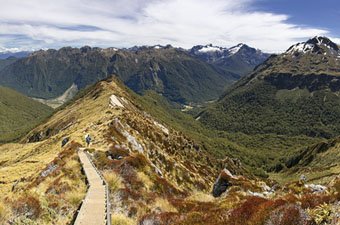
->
74 148 110 225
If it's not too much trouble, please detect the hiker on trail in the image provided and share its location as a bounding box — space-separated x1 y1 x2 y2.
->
61 137 69 147
85 134 91 147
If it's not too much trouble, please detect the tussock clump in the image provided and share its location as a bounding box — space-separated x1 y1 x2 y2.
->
12 194 42 219
111 213 135 225
124 153 148 169
65 190 84 207
299 193 334 209
266 204 313 225
153 176 186 197
103 171 123 193
139 212 179 225
186 191 214 202
137 171 154 190
94 150 116 169
107 145 130 159
307 203 332 225
152 198 177 213
229 196 268 224
45 177 72 195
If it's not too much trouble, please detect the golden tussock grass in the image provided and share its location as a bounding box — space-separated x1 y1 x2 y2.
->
185 191 214 203
0 200 8 223
152 198 177 213
111 213 135 225
137 171 154 190
103 171 123 193
65 190 85 207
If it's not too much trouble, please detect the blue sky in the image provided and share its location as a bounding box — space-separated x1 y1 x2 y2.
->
0 0 338 53
253 0 340 36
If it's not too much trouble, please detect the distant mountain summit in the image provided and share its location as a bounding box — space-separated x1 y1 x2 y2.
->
0 50 31 59
190 43 270 77
254 36 340 77
287 36 339 55
200 36 340 138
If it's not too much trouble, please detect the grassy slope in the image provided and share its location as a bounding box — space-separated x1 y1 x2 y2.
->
0 86 53 142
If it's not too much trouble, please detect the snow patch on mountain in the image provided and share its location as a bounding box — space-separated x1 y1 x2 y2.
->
286 43 314 54
228 44 244 55
198 45 223 53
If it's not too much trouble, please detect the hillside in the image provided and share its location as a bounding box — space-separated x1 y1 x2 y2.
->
0 77 239 224
0 86 53 142
190 43 270 77
200 36 340 138
0 46 233 104
1 77 339 224
272 137 340 184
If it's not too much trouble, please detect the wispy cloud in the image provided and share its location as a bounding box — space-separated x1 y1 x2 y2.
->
0 0 335 52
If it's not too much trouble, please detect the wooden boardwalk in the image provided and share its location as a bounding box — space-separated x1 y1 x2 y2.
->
74 149 110 225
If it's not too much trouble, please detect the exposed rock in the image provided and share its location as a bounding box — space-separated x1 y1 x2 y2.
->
41 164 58 177
28 132 42 143
212 169 233 197
305 184 327 193
109 94 124 108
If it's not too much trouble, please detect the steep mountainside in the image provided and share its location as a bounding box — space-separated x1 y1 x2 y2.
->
0 46 232 104
190 43 270 77
0 86 53 142
0 57 17 71
274 137 340 184
1 77 339 225
200 36 340 138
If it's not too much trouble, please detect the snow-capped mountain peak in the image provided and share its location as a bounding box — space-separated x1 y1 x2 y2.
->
228 43 245 55
286 36 339 55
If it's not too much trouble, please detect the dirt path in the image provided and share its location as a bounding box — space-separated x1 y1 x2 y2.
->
74 149 109 225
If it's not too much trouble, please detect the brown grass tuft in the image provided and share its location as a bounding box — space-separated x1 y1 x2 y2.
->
12 194 42 219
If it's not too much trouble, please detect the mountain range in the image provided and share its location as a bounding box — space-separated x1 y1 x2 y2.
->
0 44 269 105
199 36 340 138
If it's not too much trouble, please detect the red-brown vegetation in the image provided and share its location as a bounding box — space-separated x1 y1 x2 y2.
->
12 195 42 219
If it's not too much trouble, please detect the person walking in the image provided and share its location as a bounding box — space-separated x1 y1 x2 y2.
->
85 134 92 147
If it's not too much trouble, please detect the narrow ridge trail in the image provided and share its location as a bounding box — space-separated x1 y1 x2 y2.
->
74 149 110 225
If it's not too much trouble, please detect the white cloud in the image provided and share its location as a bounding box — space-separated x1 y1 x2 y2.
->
0 0 335 52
